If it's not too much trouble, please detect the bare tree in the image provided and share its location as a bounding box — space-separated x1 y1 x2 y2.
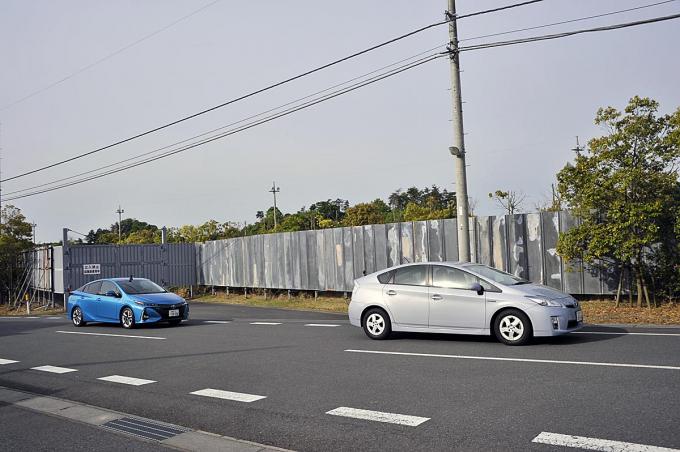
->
488 190 526 215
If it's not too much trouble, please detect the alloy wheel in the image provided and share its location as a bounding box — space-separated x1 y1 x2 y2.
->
72 308 82 326
499 315 524 342
366 313 385 336
121 308 134 328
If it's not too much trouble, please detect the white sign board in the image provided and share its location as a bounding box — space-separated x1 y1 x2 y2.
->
83 264 101 275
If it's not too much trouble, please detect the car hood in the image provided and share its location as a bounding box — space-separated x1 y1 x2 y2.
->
131 292 185 305
512 283 572 301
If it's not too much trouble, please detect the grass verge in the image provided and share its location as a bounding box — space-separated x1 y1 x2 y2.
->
581 300 680 325
0 304 64 316
192 293 349 314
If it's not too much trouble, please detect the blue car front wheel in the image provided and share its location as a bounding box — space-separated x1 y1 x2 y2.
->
120 307 136 329
72 307 86 327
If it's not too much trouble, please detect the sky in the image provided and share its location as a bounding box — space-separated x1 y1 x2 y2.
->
1 0 679 243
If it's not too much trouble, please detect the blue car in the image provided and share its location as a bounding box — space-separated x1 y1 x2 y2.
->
67 277 189 329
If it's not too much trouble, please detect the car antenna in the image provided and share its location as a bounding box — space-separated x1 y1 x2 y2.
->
129 275 133 282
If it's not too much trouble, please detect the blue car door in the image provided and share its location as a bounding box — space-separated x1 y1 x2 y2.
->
96 281 121 321
80 281 102 321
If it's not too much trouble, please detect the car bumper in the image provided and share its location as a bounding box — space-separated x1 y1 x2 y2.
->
138 304 189 323
531 306 584 336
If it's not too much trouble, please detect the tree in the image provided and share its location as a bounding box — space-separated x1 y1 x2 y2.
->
488 190 526 215
556 96 680 307
0 205 34 304
343 199 391 226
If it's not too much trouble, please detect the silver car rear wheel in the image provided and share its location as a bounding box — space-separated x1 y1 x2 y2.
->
494 309 532 346
362 308 391 340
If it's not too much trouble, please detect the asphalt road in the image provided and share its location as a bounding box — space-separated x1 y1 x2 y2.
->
1 302 680 451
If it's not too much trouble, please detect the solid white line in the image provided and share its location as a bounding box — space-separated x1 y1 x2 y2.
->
249 322 282 325
532 431 680 451
326 407 429 426
204 320 231 324
97 375 156 386
31 365 77 374
345 349 680 371
304 323 341 327
190 388 266 403
47 317 63 320
0 359 19 365
56 331 165 340
575 331 680 337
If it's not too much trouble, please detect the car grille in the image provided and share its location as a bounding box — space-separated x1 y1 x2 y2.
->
150 305 186 320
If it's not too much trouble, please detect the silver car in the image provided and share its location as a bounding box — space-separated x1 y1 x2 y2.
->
348 262 583 345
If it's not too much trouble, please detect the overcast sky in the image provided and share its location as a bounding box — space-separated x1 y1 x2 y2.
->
1 0 679 243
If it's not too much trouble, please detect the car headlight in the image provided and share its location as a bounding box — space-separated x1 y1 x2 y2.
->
526 296 562 307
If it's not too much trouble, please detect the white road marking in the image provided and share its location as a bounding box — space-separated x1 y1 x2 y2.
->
190 388 266 403
204 320 231 324
249 322 282 325
326 407 429 426
575 331 680 337
31 365 77 374
304 323 341 327
0 359 19 365
345 349 680 371
56 331 165 340
47 317 63 320
97 375 156 386
532 431 680 451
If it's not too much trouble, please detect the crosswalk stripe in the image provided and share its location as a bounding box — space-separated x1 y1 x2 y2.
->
98 375 156 386
31 365 77 374
190 388 266 403
0 358 19 365
532 431 680 451
326 407 429 426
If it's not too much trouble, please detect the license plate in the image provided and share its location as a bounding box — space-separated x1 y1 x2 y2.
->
576 310 583 322
169 309 179 317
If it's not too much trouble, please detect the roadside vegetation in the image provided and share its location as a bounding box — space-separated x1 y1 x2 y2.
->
190 290 349 314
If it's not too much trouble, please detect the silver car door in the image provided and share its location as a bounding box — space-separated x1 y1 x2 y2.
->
382 265 429 327
429 265 485 329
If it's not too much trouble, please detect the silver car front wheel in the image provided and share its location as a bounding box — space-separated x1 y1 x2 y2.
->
362 308 391 340
494 310 532 346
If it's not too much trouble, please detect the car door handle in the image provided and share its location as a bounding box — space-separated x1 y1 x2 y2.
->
386 290 397 296
431 294 443 301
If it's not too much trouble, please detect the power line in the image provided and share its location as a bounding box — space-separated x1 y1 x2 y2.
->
0 0 223 112
1 0 543 184
459 0 678 43
2 46 444 197
2 55 443 201
457 12 680 52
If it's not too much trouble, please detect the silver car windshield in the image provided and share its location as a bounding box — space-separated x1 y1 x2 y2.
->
465 264 528 286
117 279 166 294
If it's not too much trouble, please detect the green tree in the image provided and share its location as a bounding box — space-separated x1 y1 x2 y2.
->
343 199 391 226
556 96 680 307
488 190 526 215
0 205 34 304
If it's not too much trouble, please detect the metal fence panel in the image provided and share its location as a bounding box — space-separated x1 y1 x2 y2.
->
373 224 388 271
400 222 414 264
491 216 508 272
525 213 543 284
428 220 444 262
507 214 528 279
477 217 492 266
413 221 428 262
343 227 354 291
386 223 400 268
541 211 563 290
443 219 458 261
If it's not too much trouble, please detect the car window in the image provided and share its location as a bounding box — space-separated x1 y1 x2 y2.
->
479 279 501 293
84 281 102 295
377 270 394 284
432 266 478 289
98 281 118 296
117 279 166 294
393 265 427 286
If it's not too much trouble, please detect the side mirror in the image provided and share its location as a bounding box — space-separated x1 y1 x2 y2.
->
106 290 121 298
467 282 484 296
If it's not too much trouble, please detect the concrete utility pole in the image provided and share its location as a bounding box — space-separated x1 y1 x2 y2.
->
31 222 37 244
116 205 124 243
269 182 280 230
447 0 471 262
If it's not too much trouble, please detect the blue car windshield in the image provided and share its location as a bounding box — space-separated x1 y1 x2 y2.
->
117 280 166 295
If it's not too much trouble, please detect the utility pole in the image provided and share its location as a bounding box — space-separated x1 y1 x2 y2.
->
572 136 584 156
269 182 280 230
31 222 37 244
116 205 124 243
446 0 470 262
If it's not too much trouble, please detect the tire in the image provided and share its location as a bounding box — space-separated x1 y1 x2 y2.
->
72 307 86 327
493 309 532 346
362 308 391 340
120 307 136 329
168 319 181 326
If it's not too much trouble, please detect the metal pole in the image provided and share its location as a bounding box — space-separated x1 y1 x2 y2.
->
116 205 124 243
31 222 37 244
447 0 470 262
269 182 280 230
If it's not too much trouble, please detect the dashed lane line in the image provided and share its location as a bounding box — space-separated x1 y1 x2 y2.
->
0 359 19 365
190 388 266 403
203 320 231 324
326 407 430 427
304 324 341 327
532 431 680 451
249 322 282 325
98 375 157 386
31 365 78 374
56 331 166 340
345 349 680 371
